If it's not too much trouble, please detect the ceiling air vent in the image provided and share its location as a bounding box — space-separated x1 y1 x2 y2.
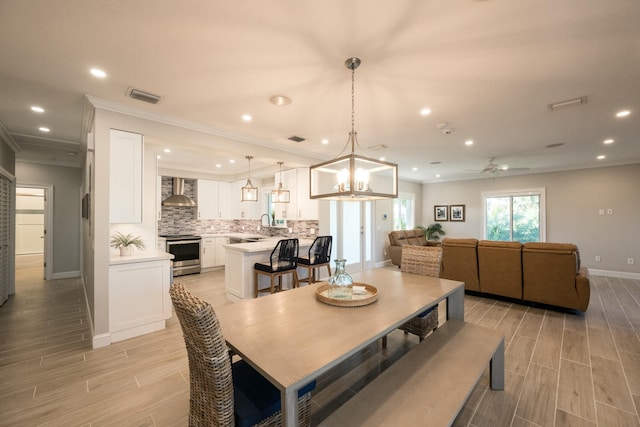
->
548 96 587 111
127 87 162 104
288 135 306 143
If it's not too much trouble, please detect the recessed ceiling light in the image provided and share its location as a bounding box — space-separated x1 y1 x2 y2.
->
616 110 630 117
603 139 614 144
379 157 386 161
269 95 291 106
242 114 252 122
39 127 50 132
412 167 418 171
164 148 171 153
465 140 474 146
420 108 431 116
215 164 221 168
597 155 606 160
229 159 235 164
90 68 107 78
31 106 44 113
435 174 441 178
321 139 329 145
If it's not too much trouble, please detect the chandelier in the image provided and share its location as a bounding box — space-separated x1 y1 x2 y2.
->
309 57 398 201
241 156 258 202
271 162 290 203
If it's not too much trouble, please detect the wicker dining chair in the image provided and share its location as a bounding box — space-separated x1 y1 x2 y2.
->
169 282 315 427
254 238 299 297
382 245 442 348
297 235 332 285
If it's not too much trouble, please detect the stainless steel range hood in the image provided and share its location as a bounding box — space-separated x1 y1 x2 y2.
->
162 178 197 207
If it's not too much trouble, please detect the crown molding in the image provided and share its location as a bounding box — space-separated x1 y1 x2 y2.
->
0 121 21 153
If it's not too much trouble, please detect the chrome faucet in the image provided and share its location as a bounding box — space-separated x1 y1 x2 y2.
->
260 213 270 227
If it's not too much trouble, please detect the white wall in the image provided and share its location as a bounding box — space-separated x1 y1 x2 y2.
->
422 164 640 274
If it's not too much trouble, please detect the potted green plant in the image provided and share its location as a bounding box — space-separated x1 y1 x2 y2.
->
416 223 445 241
110 231 146 256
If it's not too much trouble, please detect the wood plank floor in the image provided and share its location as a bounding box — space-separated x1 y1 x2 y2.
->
1 264 639 426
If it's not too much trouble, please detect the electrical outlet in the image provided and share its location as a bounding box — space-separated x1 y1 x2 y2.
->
628 258 635 265
595 255 601 262
288 227 293 233
310 228 315 235
383 249 388 256
210 225 214 230
242 225 245 230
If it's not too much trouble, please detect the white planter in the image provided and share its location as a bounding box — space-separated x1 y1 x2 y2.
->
119 246 134 257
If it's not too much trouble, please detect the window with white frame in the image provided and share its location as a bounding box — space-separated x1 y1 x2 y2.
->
393 193 415 230
482 188 546 242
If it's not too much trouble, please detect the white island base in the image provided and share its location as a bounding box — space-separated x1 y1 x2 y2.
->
224 238 313 302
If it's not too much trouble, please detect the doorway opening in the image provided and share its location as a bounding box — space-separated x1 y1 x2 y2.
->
15 185 53 280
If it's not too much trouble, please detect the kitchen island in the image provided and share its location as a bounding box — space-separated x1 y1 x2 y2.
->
224 238 314 302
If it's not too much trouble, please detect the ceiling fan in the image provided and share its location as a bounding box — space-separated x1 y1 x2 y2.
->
468 157 530 175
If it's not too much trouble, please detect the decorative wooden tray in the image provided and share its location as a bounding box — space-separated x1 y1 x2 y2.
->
315 283 379 307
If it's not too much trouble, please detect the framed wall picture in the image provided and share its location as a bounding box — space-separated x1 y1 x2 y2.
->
434 205 448 221
450 204 465 222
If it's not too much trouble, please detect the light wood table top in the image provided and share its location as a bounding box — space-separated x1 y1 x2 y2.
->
215 267 465 427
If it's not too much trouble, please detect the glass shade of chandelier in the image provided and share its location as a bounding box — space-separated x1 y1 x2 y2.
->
309 57 398 201
241 156 258 202
271 161 290 203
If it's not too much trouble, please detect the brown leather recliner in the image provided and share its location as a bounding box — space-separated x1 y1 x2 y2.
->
388 229 432 267
478 240 523 299
440 238 480 291
522 242 590 311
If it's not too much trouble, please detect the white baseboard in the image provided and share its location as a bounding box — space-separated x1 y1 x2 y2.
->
92 333 111 349
51 270 80 279
589 269 640 280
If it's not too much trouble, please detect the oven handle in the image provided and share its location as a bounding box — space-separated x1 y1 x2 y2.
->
167 240 201 245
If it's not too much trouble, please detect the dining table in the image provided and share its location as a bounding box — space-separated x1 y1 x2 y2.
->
214 267 465 427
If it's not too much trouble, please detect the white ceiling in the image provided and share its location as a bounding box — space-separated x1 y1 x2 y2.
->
1 0 639 182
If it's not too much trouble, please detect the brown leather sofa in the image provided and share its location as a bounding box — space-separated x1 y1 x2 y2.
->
439 238 590 311
522 242 590 312
388 229 438 267
440 238 480 292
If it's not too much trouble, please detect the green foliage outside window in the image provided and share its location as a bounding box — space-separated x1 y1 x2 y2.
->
486 195 540 242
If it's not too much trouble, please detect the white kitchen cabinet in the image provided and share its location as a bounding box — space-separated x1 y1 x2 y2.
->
202 236 229 269
215 237 228 266
231 179 261 220
197 180 232 220
108 256 172 343
110 129 143 223
273 168 318 221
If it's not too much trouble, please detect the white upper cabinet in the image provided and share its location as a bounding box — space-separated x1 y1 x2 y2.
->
273 168 317 221
110 129 143 224
197 180 232 220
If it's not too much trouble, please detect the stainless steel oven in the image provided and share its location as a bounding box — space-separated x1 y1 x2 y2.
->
162 235 202 277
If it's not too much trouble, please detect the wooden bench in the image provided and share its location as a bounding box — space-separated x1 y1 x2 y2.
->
319 319 505 427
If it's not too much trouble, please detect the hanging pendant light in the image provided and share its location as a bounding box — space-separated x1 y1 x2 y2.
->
271 162 290 203
309 57 398 201
241 156 258 202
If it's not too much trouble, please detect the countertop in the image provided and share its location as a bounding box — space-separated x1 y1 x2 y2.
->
110 251 174 265
224 238 314 253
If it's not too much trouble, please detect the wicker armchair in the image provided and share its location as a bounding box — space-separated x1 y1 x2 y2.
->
398 245 442 341
169 282 315 427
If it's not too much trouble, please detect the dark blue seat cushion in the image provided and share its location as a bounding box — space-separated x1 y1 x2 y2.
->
233 359 316 427
417 305 437 318
254 262 296 273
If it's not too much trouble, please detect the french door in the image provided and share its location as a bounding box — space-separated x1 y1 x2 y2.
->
330 200 373 274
